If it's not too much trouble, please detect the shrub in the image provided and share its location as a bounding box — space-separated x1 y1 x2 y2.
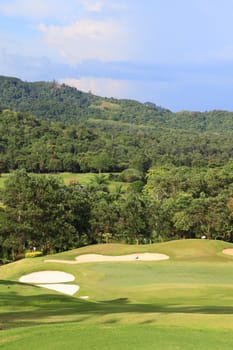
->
15 253 25 260
118 168 142 182
25 251 43 258
129 180 144 192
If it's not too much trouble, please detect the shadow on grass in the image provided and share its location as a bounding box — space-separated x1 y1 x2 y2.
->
1 280 233 330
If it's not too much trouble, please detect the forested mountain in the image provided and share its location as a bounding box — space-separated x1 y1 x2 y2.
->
1 75 233 131
1 75 233 173
0 75 169 125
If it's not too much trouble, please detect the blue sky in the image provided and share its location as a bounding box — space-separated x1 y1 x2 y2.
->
1 0 233 111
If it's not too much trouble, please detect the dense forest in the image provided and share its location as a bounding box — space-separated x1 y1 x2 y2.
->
1 108 233 173
1 75 233 263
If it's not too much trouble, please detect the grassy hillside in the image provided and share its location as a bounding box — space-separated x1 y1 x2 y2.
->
1 240 233 349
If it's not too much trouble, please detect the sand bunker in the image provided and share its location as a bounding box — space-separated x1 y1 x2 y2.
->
76 252 169 263
19 271 79 296
38 284 79 296
19 271 75 283
45 252 169 264
222 248 233 256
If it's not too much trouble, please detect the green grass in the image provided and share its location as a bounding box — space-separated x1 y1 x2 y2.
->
0 173 10 189
54 172 96 184
1 324 233 350
0 172 128 191
1 239 233 349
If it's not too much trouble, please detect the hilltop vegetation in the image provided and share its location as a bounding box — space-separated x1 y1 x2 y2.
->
1 75 233 173
1 75 233 132
0 75 169 125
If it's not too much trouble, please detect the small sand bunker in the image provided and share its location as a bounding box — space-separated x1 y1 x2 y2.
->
222 248 233 256
38 284 79 296
19 270 75 283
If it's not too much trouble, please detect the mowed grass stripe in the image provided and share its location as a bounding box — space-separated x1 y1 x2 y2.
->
1 324 233 350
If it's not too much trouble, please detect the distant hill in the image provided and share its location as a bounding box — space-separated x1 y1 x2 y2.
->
1 75 233 173
1 75 233 132
0 75 169 125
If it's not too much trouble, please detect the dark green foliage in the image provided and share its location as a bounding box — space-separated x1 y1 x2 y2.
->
1 108 233 173
118 168 142 182
144 165 233 240
0 170 91 261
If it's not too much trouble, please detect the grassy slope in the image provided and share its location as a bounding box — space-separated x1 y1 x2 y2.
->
1 240 233 349
0 172 128 192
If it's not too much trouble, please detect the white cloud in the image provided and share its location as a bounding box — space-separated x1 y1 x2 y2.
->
0 0 126 20
0 0 131 64
0 0 76 21
0 0 54 19
38 19 129 63
79 0 104 13
78 0 126 14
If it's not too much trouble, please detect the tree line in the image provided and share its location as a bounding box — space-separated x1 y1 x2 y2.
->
1 165 233 263
1 109 233 174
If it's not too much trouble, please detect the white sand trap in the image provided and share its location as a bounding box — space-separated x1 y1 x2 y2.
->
38 284 79 296
19 271 75 284
75 252 169 263
223 248 233 256
19 271 79 296
44 253 170 265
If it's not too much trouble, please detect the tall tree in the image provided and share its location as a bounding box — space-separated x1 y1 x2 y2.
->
2 169 91 256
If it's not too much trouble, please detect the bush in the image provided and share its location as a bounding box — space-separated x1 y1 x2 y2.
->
118 168 142 182
15 253 25 260
129 180 144 192
108 173 119 181
25 251 43 258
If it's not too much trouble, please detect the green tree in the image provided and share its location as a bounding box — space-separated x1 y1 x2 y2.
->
117 192 148 244
2 169 91 256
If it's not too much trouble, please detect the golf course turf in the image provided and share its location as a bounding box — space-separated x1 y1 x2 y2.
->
1 239 233 349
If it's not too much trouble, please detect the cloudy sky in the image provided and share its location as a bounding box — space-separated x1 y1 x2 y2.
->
1 0 233 111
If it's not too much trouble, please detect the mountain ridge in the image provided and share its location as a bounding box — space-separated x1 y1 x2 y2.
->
0 75 170 125
1 75 233 133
